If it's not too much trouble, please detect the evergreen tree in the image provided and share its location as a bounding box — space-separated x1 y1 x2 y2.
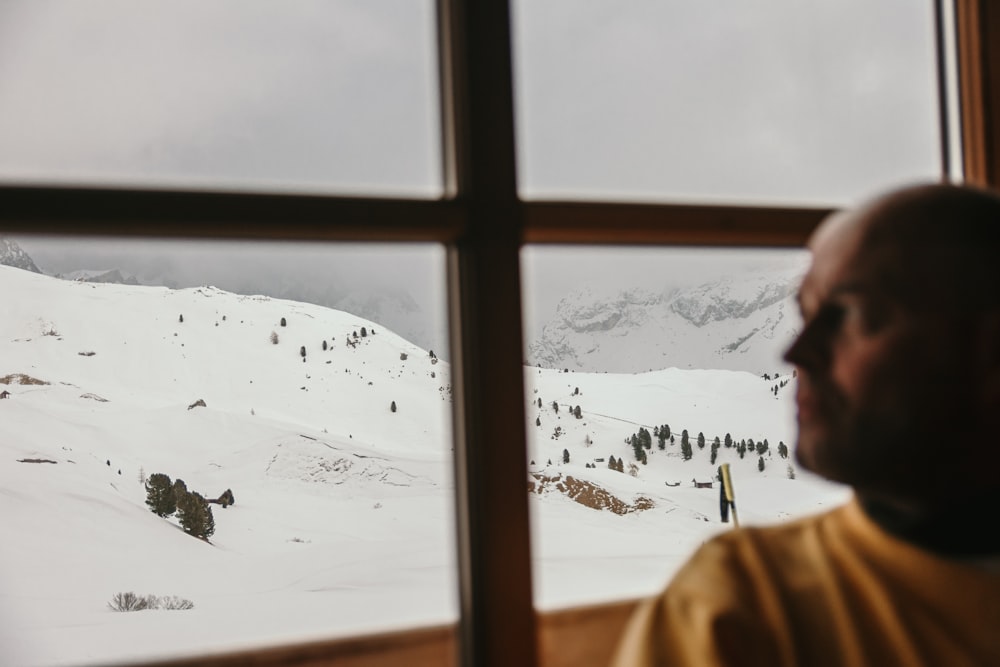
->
777 441 789 459
178 314 184 323
322 340 328 351
710 447 718 465
361 327 367 337
758 456 765 472
608 455 617 470
390 401 397 413
724 433 732 448
177 491 215 540
535 416 541 427
639 450 647 465
681 436 693 461
562 449 570 464
630 434 643 461
697 432 706 449
280 317 286 327
713 436 721 449
270 331 279 344
537 397 542 408
552 401 559 413
616 458 624 473
300 345 307 358
662 424 671 440
756 439 768 456
145 473 175 517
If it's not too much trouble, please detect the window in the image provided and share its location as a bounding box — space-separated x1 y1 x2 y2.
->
521 246 852 611
512 0 941 206
0 237 454 665
1 1 994 666
0 1 441 196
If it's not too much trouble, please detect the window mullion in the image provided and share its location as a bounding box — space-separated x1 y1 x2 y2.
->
439 1 538 667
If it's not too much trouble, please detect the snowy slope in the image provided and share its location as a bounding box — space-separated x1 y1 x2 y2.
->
0 265 846 666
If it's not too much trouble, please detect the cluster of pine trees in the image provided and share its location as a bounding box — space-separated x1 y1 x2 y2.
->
628 428 653 464
145 473 215 540
624 423 789 474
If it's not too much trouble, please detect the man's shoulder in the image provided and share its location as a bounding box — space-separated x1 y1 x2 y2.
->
667 504 850 601
698 505 845 563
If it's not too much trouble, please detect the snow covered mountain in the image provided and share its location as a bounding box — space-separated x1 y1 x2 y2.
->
0 264 844 666
56 268 140 285
0 236 41 273
527 265 806 374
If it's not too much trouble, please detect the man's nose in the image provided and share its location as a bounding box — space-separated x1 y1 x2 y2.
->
783 318 829 370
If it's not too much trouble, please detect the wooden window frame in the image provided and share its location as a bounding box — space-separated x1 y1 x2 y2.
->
0 1 992 665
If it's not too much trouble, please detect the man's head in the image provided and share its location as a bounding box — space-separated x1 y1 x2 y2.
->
784 183 1000 507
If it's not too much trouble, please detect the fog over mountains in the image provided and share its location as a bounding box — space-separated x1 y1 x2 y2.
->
526 264 806 374
4 237 807 376
3 236 443 355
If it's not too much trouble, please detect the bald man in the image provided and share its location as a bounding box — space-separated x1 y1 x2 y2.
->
611 184 1000 666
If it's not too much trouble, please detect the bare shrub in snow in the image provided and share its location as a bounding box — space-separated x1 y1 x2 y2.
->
108 592 152 612
108 592 193 612
159 596 194 610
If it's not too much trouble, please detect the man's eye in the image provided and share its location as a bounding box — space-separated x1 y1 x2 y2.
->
814 304 846 329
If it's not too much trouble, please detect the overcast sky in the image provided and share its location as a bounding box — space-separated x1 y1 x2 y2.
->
0 0 940 346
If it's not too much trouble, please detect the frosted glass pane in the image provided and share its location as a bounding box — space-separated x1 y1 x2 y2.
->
0 1 441 196
513 1 941 206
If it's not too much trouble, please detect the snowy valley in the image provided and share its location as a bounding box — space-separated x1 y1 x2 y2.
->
0 263 847 666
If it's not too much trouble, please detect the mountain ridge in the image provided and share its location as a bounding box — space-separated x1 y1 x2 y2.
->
527 265 805 374
0 236 41 273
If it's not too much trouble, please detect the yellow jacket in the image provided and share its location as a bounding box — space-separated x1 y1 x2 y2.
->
611 498 1000 666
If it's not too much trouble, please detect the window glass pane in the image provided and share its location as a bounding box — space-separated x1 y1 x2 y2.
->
513 1 941 206
0 1 441 196
521 246 850 609
0 236 454 665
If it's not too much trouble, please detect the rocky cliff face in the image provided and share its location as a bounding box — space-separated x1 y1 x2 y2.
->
0 237 41 273
527 267 804 374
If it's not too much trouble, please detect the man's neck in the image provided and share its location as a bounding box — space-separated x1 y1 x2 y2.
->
859 493 1000 558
